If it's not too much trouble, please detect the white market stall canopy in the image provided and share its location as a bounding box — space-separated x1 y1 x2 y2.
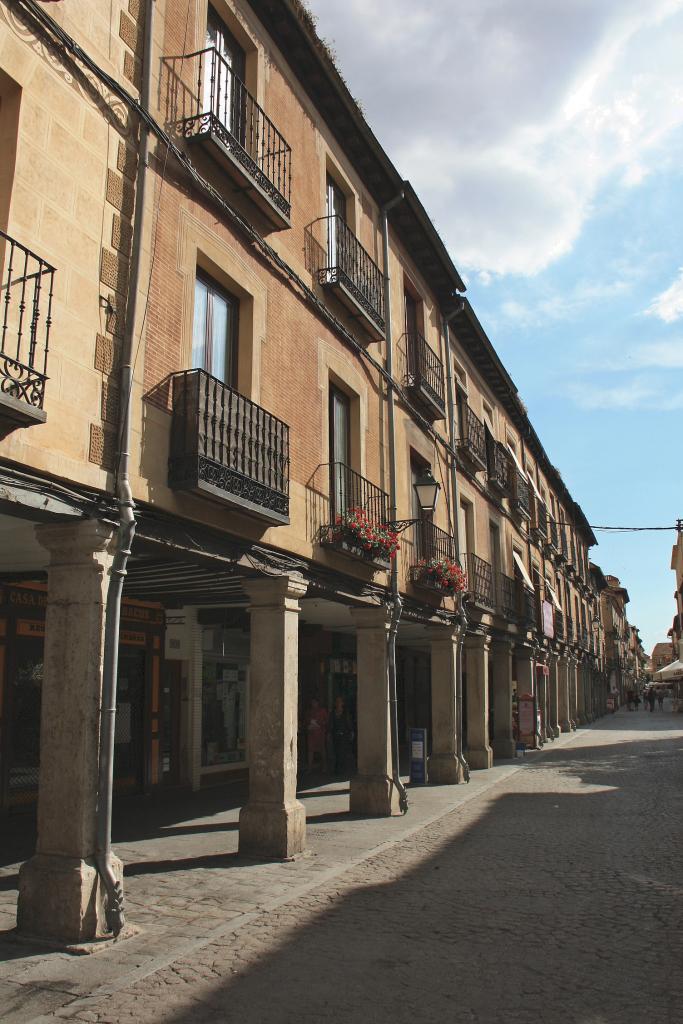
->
654 659 683 681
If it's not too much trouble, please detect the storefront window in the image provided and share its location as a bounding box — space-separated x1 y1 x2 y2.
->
201 628 248 766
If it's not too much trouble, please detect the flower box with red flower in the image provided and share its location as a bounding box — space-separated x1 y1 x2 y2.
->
320 507 398 570
411 557 467 594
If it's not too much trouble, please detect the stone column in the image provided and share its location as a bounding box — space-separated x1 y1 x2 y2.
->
575 658 587 725
350 606 400 816
239 574 308 859
464 633 492 770
491 639 515 759
558 656 571 732
515 648 535 696
547 655 560 738
536 663 549 741
568 658 578 729
18 520 116 944
584 663 594 722
427 623 466 784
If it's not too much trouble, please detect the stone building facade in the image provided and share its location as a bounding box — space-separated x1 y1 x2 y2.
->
0 0 637 943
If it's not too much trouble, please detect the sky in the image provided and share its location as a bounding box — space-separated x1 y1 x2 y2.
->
305 0 683 656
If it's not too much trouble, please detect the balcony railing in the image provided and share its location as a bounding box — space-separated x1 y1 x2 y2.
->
466 552 495 609
168 369 289 523
548 518 559 552
497 571 518 619
555 608 565 640
510 469 531 519
457 403 487 471
403 332 445 420
315 215 385 338
409 521 461 590
487 441 511 494
180 47 291 228
0 230 54 426
320 462 391 567
532 499 548 541
558 525 569 562
580 627 589 650
566 615 575 643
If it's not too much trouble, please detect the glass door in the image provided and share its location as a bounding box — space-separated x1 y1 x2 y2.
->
326 175 347 278
329 384 350 518
192 273 238 385
206 6 246 140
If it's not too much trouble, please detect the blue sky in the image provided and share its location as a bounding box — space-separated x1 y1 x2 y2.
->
306 0 683 654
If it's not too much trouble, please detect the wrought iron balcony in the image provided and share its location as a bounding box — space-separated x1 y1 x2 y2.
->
547 517 559 553
566 615 575 643
487 441 511 495
555 608 565 641
168 369 289 524
320 462 391 568
557 525 569 562
497 571 518 620
403 332 445 420
531 499 548 542
180 47 291 229
456 402 487 472
0 230 54 428
510 469 531 520
408 521 461 592
315 215 385 339
466 552 495 609
580 627 589 650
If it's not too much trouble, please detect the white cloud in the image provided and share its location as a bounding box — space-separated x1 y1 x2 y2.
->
568 380 655 410
646 269 683 322
306 0 683 275
631 340 683 368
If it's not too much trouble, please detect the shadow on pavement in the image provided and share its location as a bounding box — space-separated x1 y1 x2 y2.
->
130 725 683 1024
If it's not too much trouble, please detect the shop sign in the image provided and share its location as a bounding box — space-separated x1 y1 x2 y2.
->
409 727 427 785
121 630 146 647
16 619 45 638
542 601 554 639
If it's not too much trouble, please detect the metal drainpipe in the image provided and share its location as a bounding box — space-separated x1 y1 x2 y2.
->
381 189 408 814
95 0 154 936
442 307 470 781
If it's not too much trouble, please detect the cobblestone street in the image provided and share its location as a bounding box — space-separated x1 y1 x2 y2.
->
3 709 683 1024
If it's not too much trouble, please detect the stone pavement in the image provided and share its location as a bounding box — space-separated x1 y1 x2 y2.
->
2 707 682 1023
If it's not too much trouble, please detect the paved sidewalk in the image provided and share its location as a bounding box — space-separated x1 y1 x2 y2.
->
4 709 683 1023
0 727 584 1023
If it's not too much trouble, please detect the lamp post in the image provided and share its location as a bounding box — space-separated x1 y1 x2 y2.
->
386 469 451 813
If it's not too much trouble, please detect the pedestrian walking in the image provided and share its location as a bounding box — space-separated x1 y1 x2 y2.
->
634 693 641 710
647 689 656 712
657 691 664 711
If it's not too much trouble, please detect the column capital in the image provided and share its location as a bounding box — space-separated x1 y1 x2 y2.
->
464 631 491 653
350 605 391 630
244 573 308 609
425 621 461 644
35 519 115 565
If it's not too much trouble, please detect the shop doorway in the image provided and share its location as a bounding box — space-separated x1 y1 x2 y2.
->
5 636 43 806
115 648 146 792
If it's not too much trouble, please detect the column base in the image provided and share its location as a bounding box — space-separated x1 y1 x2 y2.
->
559 720 572 733
466 745 493 770
239 800 306 859
428 753 466 785
548 724 560 739
576 712 587 725
17 852 122 945
492 737 516 759
350 773 401 816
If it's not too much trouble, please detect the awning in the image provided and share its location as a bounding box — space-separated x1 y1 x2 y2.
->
507 444 526 477
545 582 562 611
526 469 542 501
654 659 683 681
512 550 534 591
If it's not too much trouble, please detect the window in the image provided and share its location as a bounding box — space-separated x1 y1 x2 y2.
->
489 521 501 570
205 6 246 139
404 290 419 337
329 384 351 516
458 498 474 558
192 273 238 385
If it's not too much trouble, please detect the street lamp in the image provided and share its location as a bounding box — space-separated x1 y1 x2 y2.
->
388 468 441 532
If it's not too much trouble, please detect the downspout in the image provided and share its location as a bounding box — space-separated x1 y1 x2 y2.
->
442 306 470 781
96 0 154 935
381 189 408 814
